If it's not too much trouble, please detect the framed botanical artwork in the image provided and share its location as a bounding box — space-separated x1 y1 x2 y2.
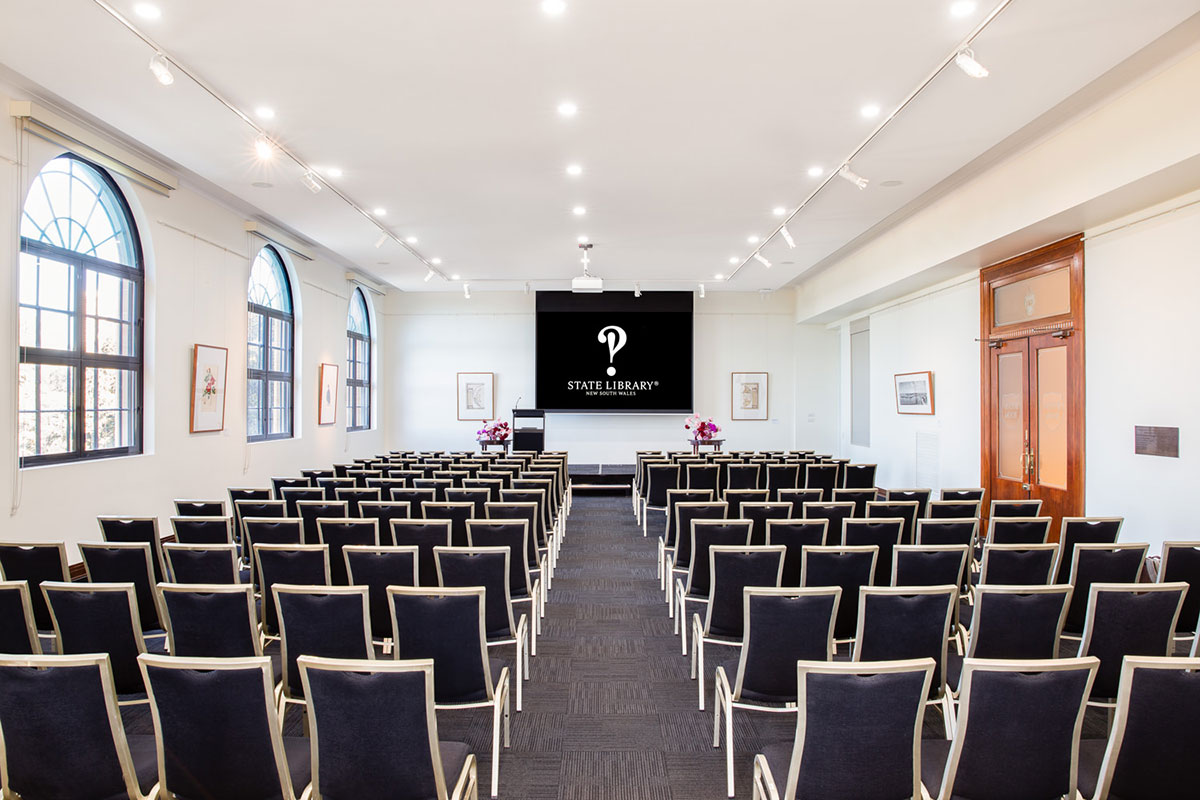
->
457 372 495 421
894 370 935 415
318 363 339 425
731 372 768 421
189 344 228 433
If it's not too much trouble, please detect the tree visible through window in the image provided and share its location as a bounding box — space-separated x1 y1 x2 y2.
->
346 287 371 431
18 155 143 465
247 246 293 441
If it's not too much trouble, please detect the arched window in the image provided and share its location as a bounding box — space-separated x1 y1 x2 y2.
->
18 155 143 465
346 287 371 431
247 246 293 441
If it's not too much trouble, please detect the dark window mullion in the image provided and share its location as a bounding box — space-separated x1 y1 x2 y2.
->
72 254 85 455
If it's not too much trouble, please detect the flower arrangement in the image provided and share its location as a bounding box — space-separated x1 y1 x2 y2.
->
477 419 511 442
684 414 721 442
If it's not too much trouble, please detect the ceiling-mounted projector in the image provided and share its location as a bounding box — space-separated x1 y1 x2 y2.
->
571 242 603 292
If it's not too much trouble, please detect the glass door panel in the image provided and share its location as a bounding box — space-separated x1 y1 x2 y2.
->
1035 345 1068 490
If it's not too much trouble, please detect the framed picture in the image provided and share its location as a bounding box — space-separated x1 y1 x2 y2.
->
894 371 935 415
318 363 339 425
189 344 228 433
731 372 768 421
457 372 495 421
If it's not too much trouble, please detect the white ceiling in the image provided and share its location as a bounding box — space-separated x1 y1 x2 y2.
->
1 0 1198 292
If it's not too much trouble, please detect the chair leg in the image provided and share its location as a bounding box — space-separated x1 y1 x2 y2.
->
696 631 706 711
941 693 957 740
724 697 735 797
490 700 501 798
712 687 722 748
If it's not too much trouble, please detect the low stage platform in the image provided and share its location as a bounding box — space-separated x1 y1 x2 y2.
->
568 464 634 495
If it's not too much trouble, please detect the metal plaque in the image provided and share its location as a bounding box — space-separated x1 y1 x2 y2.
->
1134 426 1179 458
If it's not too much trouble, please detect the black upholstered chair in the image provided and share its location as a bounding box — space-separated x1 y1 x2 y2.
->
642 464 681 537
467 520 544 637
915 519 979 591
343 545 420 647
841 462 877 489
139 653 310 799
0 653 159 799
673 520 753 643
723 489 768 519
725 464 760 494
229 488 273 536
664 502 728 598
751 658 935 800
271 476 311 499
299 655 477 800
97 516 167 582
990 498 1043 518
174 499 226 517
866 500 920 545
801 501 855 543
800 545 878 646
803 463 838 501
317 518 379 585
739 502 792 547
832 488 875 518
0 580 41 655
170 515 234 545
712 586 840 797
296 499 349 544
158 583 262 658
922 657 1098 800
279 486 325 518
940 487 985 503
663 489 716 561
1060 543 1148 639
388 586 511 798
633 454 665 517
926 500 981 520
764 464 799 501
253 544 331 637
390 488 437 517
842 517 904 586
299 469 335 482
0 541 69 636
687 463 721 496
1160 541 1200 647
985 516 1052 545
79 542 165 637
886 488 931 520
776 488 822 517
334 486 381 517
317 477 356 501
233 499 286 545
891 545 969 590
765 519 829 586
446 488 490 518
244 517 304 585
1054 516 1124 583
415 479 454 503
978 543 1058 586
162 542 240 584
487 501 553 586
391 520 453 588
358 500 413 545
424 502 475 548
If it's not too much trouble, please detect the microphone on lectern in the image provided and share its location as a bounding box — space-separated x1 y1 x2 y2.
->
514 395 523 410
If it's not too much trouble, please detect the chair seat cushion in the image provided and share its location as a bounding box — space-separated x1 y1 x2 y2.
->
439 741 472 789
126 733 160 795
920 738 952 798
758 742 793 792
1076 738 1107 800
282 735 313 793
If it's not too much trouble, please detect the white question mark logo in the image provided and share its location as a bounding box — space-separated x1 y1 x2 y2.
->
597 325 627 377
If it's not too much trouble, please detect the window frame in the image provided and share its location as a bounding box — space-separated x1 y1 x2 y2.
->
246 246 295 442
18 155 144 467
346 287 371 432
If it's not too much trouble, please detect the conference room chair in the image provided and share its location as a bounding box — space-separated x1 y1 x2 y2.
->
915 519 979 595
722 488 768 520
663 489 715 559
1055 516 1125 584
1075 582 1187 714
173 498 226 517
391 469 425 486
349 468 386 488
922 657 1098 800
0 580 40 655
477 469 514 490
299 468 335 482
390 487 437 518
712 586 840 797
343 545 419 650
79 542 166 638
1060 543 1149 640
97 516 167 582
487 501 553 585
663 501 728 598
765 519 829 586
274 584 373 721
274 487 322 519
840 462 877 489
940 487 985 503
157 583 263 660
990 498 1044 518
776 488 822 517
738 502 791 547
391 520 453 588
763 463 799 501
388 586 511 798
233 499 287 549
886 488 932 520
229 487 273 540
270 476 311 499
462 478 504 503
977 543 1059 587
317 518 379 585
801 500 855 544
985 516 1052 546
891 545 970 590
673 520 753 642
865 501 918 546
334 486 381 516
317 477 357 501
0 541 69 636
162 542 240 584
467 520 544 635
446 487 489 518
416 479 455 503
435 546 529 711
366 477 408 497
423 501 475 548
854 585 958 731
501 487 555 554
170 515 234 545
41 582 154 703
725 464 760 495
842 517 904 586
799 545 878 648
803 463 839 501
332 463 357 478
254 544 331 638
926 499 982 520
751 658 935 800
832 487 875 517
243 516 303 580
690 545 785 710
633 457 666 520
1159 541 1200 648
0 653 159 800
686 463 721 496
642 463 681 537
295 499 348 546
298 656 476 800
357 500 412 545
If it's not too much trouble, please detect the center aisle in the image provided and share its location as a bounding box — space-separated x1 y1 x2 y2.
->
438 493 793 799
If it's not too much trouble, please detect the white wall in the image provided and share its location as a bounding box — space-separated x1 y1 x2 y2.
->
383 291 798 463
0 85 388 558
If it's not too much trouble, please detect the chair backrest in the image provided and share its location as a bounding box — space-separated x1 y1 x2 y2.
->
891 545 969 591
79 542 162 631
97 516 166 582
739 502 792 546
174 499 226 517
990 498 1043 518
967 584 1072 660
938 657 1098 800
390 520 453 588
645 464 681 507
854 586 956 698
664 489 715 544
777 489 823 517
466 520 536 596
686 464 720 493
670 502 728 567
1063 543 1149 633
683 520 753 598
163 543 240 584
842 517 903 585
389 488 437 517
41 582 147 695
317 477 357 500
986 516 1052 545
732 587 840 703
885 488 931 520
702 546 785 640
926 500 981 519
725 464 760 492
865 501 919 545
766 519 829 586
1091 656 1200 799
234 500 287 545
170 515 234 545
804 463 838 500
300 469 335 482
344 546 420 642
271 476 311 499
485 502 541 549
317 518 380 585
0 653 148 800
915 517 978 549
139 654 298 800
800 545 878 641
300 656 463 800
1056 516 1124 583
274 584 373 700
358 501 413 545
444 488 489 518
229 488 273 532
157 583 260 657
783 659 934 800
297 500 350 544
802 501 855 542
841 463 877 489
335 487 382 517
1160 541 1200 635
978 543 1057 586
831 488 875 518
0 581 40 655
1078 582 1187 699
422 502 474 547
243 517 303 585
940 488 985 503
765 464 800 499
723 489 768 518
279 486 326 518
388 587 494 705
434 546 517 640
0 542 69 630
253 544 331 635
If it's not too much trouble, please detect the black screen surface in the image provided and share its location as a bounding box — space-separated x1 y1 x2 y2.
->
536 291 693 413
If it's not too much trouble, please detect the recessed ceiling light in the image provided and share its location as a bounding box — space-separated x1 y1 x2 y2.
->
860 103 881 119
772 206 787 217
250 181 273 189
254 135 274 160
880 179 905 188
807 165 823 178
133 3 161 20
373 207 387 216
432 258 443 265
577 235 589 243
566 163 583 177
405 236 418 244
323 166 343 178
541 0 567 15
557 101 578 117
255 106 275 120
728 256 739 265
451 273 460 280
747 235 760 244
714 273 724 280
572 206 587 216
949 0 977 18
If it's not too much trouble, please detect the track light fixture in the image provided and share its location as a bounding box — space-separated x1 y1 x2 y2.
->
753 252 771 268
463 283 471 299
780 226 795 249
699 283 706 298
254 134 275 160
634 283 642 298
374 232 388 249
954 48 990 78
524 281 531 295
301 171 322 194
148 52 174 86
424 269 435 282
838 164 869 190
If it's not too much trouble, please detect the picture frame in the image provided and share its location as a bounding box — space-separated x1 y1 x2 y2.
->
731 371 768 421
318 363 339 425
189 344 228 433
894 370 935 415
457 372 495 421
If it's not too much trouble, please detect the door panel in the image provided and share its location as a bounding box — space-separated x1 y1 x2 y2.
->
1028 334 1079 530
990 340 1030 505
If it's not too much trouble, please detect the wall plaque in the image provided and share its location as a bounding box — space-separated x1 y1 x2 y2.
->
1134 426 1179 458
